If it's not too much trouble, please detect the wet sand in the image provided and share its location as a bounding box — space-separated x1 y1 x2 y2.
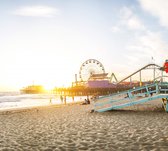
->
0 101 168 151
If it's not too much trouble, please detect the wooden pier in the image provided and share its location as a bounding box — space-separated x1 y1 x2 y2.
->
52 86 131 96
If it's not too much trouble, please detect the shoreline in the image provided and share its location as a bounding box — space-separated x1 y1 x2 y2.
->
0 98 164 115
0 100 84 115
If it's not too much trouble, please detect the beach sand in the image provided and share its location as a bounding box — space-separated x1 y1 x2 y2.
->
0 101 168 151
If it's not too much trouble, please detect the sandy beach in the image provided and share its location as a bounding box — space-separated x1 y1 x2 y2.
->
0 101 168 151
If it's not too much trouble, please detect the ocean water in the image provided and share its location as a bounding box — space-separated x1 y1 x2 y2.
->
0 92 86 110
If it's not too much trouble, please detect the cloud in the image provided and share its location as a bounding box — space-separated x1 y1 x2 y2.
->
139 0 168 27
111 7 145 32
126 16 144 30
120 7 145 30
13 6 59 17
126 31 168 65
110 26 121 33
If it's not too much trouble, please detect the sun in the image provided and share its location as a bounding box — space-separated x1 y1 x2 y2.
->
43 83 55 91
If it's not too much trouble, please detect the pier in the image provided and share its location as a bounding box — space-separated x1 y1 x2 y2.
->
52 61 166 97
52 86 131 96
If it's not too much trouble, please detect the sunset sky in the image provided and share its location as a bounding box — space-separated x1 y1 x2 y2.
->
0 0 167 91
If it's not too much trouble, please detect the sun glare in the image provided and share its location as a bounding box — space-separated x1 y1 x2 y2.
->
43 83 58 91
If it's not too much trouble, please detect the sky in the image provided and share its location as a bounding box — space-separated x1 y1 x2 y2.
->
0 0 168 91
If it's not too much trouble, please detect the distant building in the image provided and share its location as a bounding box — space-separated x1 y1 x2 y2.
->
20 85 45 94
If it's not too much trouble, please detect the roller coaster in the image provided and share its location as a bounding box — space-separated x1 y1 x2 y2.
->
117 64 162 85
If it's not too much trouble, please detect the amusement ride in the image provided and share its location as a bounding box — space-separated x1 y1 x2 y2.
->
73 59 117 88
79 59 106 81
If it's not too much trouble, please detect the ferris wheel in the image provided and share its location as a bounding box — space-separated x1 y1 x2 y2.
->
79 59 105 81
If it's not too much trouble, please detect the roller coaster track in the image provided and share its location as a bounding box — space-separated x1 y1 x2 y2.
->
117 64 162 84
